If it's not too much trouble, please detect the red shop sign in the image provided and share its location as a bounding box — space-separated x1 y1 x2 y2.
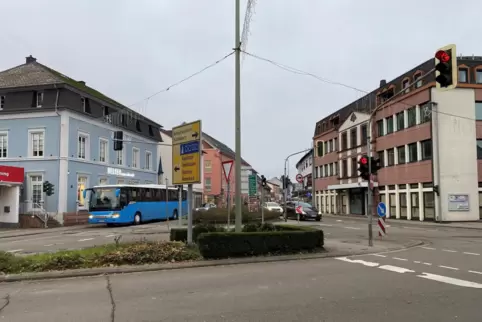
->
0 165 24 184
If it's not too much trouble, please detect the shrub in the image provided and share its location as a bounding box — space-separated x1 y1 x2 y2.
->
193 207 281 225
197 225 324 259
170 224 226 242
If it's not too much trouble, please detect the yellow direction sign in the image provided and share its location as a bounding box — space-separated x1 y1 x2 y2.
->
172 121 201 145
172 120 202 185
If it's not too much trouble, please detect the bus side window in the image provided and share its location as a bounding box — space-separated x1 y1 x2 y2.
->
168 190 175 201
159 189 166 201
131 188 138 202
145 188 152 201
138 188 146 202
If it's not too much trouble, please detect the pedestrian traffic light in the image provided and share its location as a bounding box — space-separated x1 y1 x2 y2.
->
113 131 123 151
435 44 457 91
370 157 381 175
261 175 267 187
358 155 370 181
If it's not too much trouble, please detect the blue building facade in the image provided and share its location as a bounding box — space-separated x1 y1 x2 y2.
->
0 110 160 223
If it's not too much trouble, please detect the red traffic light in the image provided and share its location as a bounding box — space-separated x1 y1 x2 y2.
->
435 50 450 63
360 157 368 165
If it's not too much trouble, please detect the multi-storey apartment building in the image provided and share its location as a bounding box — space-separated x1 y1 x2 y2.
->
295 150 313 191
0 56 162 227
314 54 482 222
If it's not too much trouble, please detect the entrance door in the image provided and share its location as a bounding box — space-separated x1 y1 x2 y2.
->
349 189 363 215
28 175 43 211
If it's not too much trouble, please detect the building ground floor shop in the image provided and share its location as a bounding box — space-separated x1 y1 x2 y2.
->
315 182 481 222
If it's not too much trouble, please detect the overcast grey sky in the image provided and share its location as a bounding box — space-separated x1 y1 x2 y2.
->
1 0 480 179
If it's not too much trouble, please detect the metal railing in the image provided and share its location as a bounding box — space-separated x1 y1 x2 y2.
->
19 201 49 228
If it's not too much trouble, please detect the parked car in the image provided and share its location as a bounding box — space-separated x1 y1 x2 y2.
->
263 202 284 214
285 201 321 221
195 203 217 211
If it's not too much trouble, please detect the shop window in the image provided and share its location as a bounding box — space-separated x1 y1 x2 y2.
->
423 192 435 221
399 193 407 219
389 194 396 219
411 192 420 220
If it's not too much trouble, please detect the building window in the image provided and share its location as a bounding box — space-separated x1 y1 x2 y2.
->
29 174 43 207
459 68 468 83
329 163 333 176
350 128 357 148
421 139 432 160
148 125 154 136
376 120 384 137
361 123 367 145
351 157 357 177
341 132 347 150
407 107 416 127
333 137 338 151
331 196 335 213
342 159 347 178
389 194 396 219
317 141 323 157
205 178 211 192
0 132 7 158
29 129 45 157
77 132 89 159
205 160 212 173
387 148 395 166
408 143 418 162
77 176 88 207
476 102 482 121
324 141 329 154
145 151 152 170
99 178 108 185
423 192 435 220
414 72 423 88
386 116 394 134
0 96 4 110
81 97 91 114
333 162 338 176
402 78 410 93
36 92 44 107
477 140 482 159
132 147 140 168
399 193 407 219
397 146 406 164
476 70 482 84
324 164 329 176
396 112 404 131
99 139 108 163
117 179 125 184
116 150 123 165
420 103 432 123
377 150 385 167
411 192 420 219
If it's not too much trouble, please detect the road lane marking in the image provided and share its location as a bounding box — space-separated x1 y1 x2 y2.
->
7 249 23 253
439 265 459 271
336 220 343 222
442 249 457 253
335 257 379 267
379 265 414 273
343 226 361 230
469 270 482 275
421 247 435 250
414 261 421 264
417 273 482 289
393 257 408 261
105 234 115 238
78 238 94 242
423 262 432 266
464 252 480 256
372 254 387 258
318 224 333 227
44 244 54 247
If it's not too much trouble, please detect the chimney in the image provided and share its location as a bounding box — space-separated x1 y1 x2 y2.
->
78 81 86 86
379 79 387 87
26 55 36 64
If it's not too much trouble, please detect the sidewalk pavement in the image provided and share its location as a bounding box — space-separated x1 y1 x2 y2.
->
322 213 482 230
0 224 89 239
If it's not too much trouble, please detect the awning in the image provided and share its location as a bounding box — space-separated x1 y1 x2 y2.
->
328 181 378 190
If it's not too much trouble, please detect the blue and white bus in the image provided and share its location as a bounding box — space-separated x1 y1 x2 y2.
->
84 184 187 226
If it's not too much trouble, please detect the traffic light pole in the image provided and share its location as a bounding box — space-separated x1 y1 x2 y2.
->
366 68 435 247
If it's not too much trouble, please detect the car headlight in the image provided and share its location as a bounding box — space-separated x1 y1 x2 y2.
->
89 215 93 219
112 213 120 218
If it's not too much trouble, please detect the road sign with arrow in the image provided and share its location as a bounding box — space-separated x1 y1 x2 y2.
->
172 120 202 185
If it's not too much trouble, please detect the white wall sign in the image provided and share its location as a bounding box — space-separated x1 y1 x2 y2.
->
107 167 135 178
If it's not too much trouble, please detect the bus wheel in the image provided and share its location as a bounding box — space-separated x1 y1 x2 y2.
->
172 210 178 220
134 212 142 225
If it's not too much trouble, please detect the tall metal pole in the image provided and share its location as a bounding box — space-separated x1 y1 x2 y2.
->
234 0 242 232
178 185 183 226
227 181 231 228
283 160 288 221
187 184 193 243
165 178 170 230
261 185 265 224
367 128 373 247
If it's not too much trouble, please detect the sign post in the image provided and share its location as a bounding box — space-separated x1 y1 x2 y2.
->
296 174 303 184
178 185 183 227
377 202 387 238
172 120 202 244
222 160 234 228
248 175 257 213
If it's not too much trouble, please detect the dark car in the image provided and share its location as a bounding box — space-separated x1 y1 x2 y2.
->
285 201 321 221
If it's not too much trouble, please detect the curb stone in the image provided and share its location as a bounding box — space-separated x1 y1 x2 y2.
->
0 240 424 283
322 214 482 231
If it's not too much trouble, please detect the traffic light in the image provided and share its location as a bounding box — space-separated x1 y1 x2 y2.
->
370 157 381 175
261 175 267 187
435 44 457 91
43 181 55 196
358 155 370 181
113 131 123 151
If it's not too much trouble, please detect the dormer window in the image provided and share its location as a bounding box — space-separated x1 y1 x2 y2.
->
36 92 43 107
0 96 4 110
402 78 410 93
135 120 141 132
414 72 423 88
81 97 91 114
148 125 154 136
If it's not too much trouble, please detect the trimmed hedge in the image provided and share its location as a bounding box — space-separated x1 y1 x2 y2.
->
170 224 226 242
193 207 281 224
197 224 324 259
